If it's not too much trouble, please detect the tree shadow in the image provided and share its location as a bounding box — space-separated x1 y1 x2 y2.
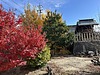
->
0 65 43 75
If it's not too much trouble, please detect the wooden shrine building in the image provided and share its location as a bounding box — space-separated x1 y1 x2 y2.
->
68 19 100 55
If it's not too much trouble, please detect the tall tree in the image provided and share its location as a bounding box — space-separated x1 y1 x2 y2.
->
21 4 50 68
21 4 44 27
43 10 71 55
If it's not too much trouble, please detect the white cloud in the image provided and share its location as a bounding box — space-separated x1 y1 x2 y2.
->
40 0 69 8
50 0 64 8
50 0 69 8
55 3 61 8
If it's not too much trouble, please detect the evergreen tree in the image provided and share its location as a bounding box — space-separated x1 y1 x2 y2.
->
43 10 72 55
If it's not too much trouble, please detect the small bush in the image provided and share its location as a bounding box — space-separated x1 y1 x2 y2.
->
26 45 51 68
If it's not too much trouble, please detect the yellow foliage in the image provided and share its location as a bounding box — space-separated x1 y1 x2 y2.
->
21 4 45 27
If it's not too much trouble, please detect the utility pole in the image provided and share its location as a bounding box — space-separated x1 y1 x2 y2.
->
37 4 43 19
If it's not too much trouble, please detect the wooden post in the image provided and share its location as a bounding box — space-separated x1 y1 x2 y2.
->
83 33 85 41
86 33 88 41
78 33 80 41
81 33 83 41
84 33 86 41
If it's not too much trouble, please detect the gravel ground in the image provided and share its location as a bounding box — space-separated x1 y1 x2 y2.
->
1 56 100 75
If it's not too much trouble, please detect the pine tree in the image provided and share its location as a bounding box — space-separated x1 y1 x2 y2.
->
43 10 71 55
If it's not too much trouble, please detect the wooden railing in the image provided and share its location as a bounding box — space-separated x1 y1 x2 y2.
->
74 32 100 42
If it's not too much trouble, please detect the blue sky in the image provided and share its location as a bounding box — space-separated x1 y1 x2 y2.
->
0 0 100 25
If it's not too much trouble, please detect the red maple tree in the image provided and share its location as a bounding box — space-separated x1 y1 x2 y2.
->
0 4 46 72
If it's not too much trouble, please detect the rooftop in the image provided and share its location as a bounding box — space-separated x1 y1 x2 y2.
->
77 19 98 26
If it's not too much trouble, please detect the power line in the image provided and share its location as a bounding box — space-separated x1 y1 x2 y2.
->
1 0 22 15
10 0 25 14
11 0 24 9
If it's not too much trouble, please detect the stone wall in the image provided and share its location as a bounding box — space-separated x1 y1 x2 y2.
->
73 41 100 55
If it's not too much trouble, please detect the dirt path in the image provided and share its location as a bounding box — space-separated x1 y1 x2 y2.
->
49 57 91 71
48 57 100 75
21 57 100 75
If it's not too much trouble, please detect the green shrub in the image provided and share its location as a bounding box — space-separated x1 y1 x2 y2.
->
26 45 51 68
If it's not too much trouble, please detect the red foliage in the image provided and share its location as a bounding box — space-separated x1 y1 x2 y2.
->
0 4 46 72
